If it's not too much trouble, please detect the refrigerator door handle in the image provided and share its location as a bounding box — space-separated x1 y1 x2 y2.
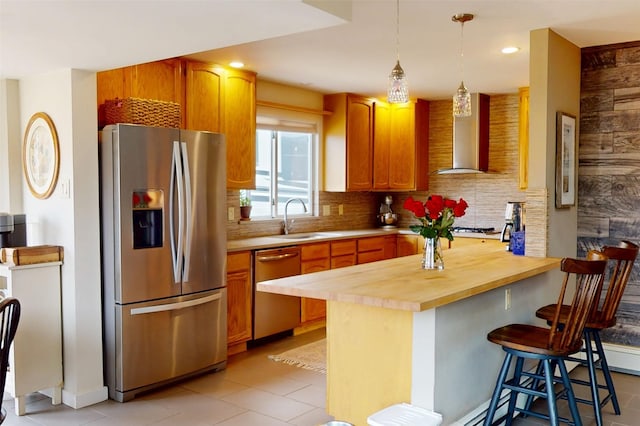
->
129 292 222 315
170 141 184 284
180 142 192 282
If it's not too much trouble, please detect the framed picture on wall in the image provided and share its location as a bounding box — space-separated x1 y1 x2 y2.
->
555 111 576 208
22 112 60 199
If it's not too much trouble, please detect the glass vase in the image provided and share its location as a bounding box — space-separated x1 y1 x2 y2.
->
422 237 444 270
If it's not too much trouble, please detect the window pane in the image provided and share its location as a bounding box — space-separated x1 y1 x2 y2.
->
253 130 273 217
276 132 311 216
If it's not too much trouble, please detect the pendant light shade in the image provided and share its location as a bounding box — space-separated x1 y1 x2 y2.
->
452 13 473 117
388 0 408 103
453 81 471 117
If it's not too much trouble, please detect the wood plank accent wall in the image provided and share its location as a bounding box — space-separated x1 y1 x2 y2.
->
579 41 640 347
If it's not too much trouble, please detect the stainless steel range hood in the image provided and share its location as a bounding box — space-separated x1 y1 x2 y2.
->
436 93 490 174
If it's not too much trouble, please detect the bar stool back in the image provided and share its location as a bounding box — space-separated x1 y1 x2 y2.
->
534 241 638 425
483 254 607 426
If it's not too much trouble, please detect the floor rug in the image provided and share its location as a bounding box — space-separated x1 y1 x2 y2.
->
268 338 326 374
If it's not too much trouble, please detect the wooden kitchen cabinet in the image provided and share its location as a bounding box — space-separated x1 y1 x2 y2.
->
324 93 429 192
397 234 421 257
97 59 184 127
331 239 357 268
324 93 374 191
224 68 257 189
373 101 425 190
383 235 397 259
300 242 330 323
98 58 256 189
184 61 224 133
357 236 386 264
226 251 252 349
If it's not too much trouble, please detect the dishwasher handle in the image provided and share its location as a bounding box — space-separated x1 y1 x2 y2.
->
256 252 300 262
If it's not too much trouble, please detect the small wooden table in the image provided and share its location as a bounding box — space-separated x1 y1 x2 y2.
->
259 240 561 424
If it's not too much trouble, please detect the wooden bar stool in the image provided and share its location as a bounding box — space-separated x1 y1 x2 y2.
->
533 241 638 426
483 254 608 426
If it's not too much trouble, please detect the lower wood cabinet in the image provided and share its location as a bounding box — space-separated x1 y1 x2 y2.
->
331 239 357 268
397 234 420 257
397 234 486 257
301 242 330 323
357 236 386 264
226 251 252 347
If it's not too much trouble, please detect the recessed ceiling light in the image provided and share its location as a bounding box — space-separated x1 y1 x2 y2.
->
501 46 520 54
229 61 244 68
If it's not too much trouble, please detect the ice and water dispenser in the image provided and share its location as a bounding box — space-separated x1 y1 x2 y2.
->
132 190 163 249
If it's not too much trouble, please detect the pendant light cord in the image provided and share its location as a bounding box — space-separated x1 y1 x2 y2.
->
395 0 400 62
459 20 464 82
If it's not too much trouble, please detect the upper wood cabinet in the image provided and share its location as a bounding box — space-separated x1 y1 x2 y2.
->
184 61 224 133
519 87 529 190
224 68 257 189
97 58 257 189
324 93 429 192
97 59 184 128
373 101 421 190
324 93 374 192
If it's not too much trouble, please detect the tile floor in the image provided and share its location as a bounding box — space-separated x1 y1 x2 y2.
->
3 328 332 426
2 327 639 426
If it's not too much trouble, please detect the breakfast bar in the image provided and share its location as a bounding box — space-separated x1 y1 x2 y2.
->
258 239 562 424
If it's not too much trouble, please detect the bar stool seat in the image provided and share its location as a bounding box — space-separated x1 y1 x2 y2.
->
534 241 638 426
484 255 608 426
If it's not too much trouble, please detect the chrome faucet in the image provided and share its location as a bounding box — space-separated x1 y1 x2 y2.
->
283 198 308 235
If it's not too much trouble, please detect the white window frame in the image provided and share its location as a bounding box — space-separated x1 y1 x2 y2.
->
254 105 321 218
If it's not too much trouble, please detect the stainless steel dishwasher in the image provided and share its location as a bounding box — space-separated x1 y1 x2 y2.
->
253 246 301 340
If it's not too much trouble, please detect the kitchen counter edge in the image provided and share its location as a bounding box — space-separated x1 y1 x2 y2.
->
227 228 499 252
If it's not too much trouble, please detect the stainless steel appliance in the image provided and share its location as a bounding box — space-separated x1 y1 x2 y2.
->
377 195 398 228
0 213 26 249
100 124 227 402
500 201 525 250
253 247 301 340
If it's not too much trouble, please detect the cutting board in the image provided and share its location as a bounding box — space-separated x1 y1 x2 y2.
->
0 245 64 266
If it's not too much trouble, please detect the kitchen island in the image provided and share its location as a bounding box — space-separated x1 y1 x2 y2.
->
257 239 562 424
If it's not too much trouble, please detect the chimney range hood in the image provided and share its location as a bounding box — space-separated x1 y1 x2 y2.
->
436 93 490 174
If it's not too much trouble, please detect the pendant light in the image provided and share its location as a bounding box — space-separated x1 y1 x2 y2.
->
387 0 408 103
452 13 474 117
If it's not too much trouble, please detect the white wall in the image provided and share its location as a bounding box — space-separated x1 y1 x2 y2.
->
17 69 107 408
0 79 23 213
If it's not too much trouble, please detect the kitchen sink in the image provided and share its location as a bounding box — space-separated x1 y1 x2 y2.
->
272 232 343 240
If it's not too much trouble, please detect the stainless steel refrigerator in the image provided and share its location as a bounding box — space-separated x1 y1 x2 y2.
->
100 124 227 402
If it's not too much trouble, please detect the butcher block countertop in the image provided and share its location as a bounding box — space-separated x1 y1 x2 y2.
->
227 227 500 252
258 239 561 312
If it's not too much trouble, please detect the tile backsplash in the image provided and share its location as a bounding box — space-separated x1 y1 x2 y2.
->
227 93 525 240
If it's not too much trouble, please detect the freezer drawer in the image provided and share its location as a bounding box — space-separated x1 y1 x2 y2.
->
108 288 227 401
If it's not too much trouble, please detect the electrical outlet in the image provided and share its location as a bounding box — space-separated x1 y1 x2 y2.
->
228 207 235 221
323 205 331 216
338 204 344 215
505 288 511 310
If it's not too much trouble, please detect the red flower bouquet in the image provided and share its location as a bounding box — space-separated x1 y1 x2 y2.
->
403 195 468 241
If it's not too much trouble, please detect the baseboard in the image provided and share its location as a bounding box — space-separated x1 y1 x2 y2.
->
603 342 640 375
62 386 108 409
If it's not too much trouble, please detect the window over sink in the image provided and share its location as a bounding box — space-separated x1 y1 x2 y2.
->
251 108 319 218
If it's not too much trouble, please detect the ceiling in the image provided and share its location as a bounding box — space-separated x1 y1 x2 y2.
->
3 0 640 101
